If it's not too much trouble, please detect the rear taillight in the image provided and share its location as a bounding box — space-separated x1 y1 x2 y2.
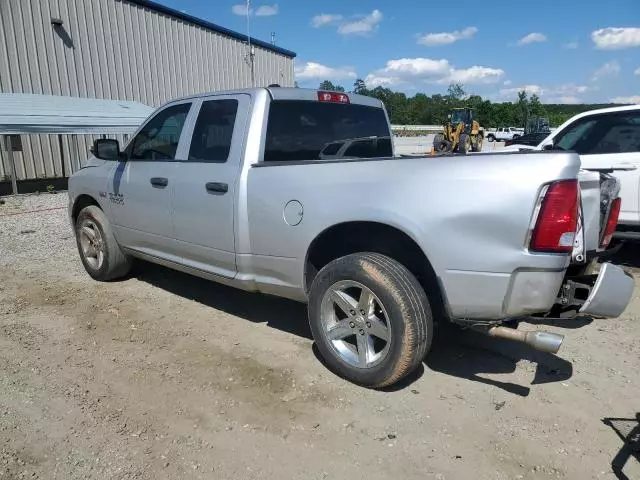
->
317 91 350 103
530 179 579 253
600 197 621 248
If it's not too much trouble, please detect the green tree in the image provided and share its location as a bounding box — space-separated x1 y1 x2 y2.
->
352 78 368 95
446 83 466 102
529 94 546 117
319 80 345 92
517 90 529 128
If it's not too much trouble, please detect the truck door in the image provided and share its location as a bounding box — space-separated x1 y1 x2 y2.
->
108 101 193 260
171 94 251 278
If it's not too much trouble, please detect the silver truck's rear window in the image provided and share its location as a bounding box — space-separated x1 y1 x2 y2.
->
264 100 392 162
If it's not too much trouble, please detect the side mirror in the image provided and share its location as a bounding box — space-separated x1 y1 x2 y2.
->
542 143 554 151
92 138 121 160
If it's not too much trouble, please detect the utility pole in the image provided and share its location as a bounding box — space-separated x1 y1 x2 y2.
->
245 0 255 87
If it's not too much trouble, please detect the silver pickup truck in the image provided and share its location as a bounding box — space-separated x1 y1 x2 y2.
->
68 87 634 388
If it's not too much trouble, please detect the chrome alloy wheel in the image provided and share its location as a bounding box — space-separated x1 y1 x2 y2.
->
78 219 105 270
320 280 392 368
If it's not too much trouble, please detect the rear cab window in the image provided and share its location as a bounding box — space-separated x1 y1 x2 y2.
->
263 99 392 162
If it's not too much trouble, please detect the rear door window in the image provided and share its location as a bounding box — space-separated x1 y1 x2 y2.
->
188 99 239 162
263 101 392 162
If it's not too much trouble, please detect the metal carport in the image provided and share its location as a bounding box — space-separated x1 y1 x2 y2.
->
0 93 153 194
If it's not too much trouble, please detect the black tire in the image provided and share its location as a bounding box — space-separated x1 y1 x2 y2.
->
433 134 450 153
457 133 471 154
513 134 521 140
471 134 483 152
308 252 432 388
75 205 132 281
487 134 495 142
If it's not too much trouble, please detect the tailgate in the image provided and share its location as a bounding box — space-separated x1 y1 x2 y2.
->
576 167 627 258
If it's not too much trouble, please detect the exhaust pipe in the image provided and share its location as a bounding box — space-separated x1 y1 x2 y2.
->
487 326 564 354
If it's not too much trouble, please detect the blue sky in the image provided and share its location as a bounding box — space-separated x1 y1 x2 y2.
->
158 0 639 104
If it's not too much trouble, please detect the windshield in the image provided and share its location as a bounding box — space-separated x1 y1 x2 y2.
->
450 110 467 125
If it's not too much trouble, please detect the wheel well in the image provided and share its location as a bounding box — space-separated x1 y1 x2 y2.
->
72 194 100 224
305 222 447 318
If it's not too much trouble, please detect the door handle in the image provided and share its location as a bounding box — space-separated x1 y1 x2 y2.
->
150 177 168 188
205 182 228 194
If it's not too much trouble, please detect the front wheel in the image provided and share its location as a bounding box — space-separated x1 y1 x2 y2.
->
75 205 132 281
471 135 483 152
308 253 433 388
457 133 471 154
487 134 495 142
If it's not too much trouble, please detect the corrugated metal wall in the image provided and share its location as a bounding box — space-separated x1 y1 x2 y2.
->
0 0 295 181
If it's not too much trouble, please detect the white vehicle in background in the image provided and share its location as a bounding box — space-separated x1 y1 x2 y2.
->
486 127 521 142
503 105 640 236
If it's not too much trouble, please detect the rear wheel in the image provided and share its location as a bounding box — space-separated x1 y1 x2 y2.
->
75 205 132 281
433 134 450 153
308 253 432 388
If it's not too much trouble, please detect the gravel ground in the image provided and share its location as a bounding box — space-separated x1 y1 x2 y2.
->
0 192 639 480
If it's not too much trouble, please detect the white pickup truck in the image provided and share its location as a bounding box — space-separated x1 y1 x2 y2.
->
486 127 521 142
502 105 640 237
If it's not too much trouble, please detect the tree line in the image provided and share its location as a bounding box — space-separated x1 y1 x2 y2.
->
316 79 622 128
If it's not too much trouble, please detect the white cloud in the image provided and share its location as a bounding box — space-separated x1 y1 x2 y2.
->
232 4 250 15
635 67 640 76
256 4 278 16
592 27 640 50
592 60 621 81
498 83 590 103
311 10 383 36
517 32 547 45
364 75 401 88
611 95 640 104
233 3 278 16
500 84 544 97
295 62 357 81
554 84 590 95
554 96 581 104
446 66 504 84
564 41 579 49
417 26 478 46
363 57 504 88
311 14 343 28
337 10 383 36
503 80 512 86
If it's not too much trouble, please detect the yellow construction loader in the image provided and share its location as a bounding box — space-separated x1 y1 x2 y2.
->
433 107 484 154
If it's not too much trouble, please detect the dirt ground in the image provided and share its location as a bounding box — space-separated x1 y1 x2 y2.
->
1 193 639 480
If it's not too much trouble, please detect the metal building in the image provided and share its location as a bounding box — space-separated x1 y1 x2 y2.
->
0 0 296 190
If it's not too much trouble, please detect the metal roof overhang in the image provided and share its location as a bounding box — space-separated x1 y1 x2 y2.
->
0 93 154 135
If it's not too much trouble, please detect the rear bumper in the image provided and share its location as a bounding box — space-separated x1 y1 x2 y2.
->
578 263 634 318
443 262 634 321
443 269 567 319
